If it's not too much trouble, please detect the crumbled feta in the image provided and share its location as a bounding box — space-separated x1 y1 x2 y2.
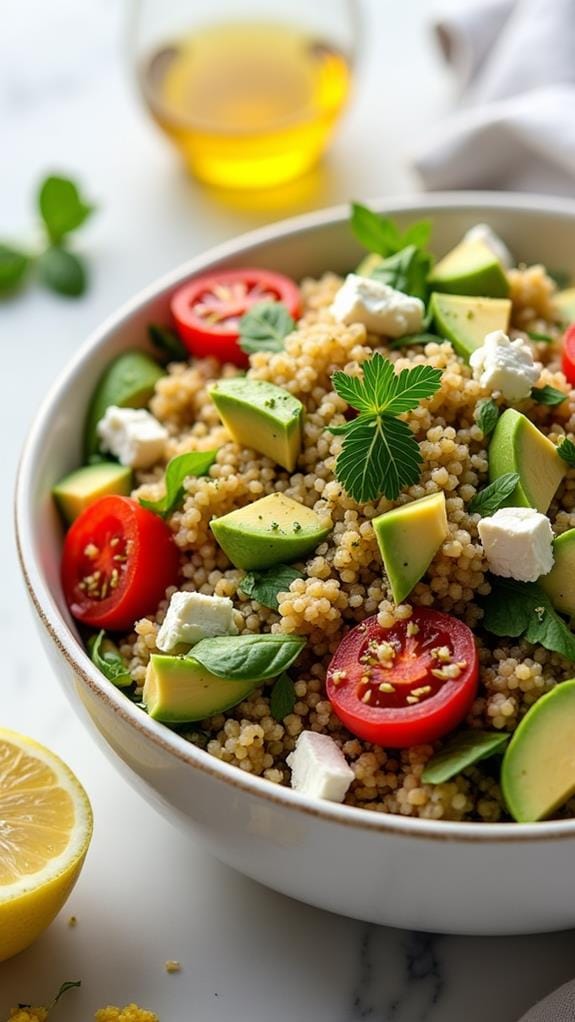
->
478 507 554 583
469 330 540 403
97 406 167 469
330 273 424 337
287 731 354 803
156 591 239 652
464 223 513 269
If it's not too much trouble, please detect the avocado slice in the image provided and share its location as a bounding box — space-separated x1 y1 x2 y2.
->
210 492 331 570
355 252 384 277
554 287 575 325
210 378 303 472
429 292 511 360
373 492 448 604
502 679 575 822
84 350 164 457
53 462 132 524
540 529 575 616
143 654 258 723
428 238 510 298
488 409 566 513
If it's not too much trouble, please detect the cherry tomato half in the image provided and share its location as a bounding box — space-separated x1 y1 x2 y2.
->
562 324 575 385
171 268 301 367
62 495 180 631
326 610 479 747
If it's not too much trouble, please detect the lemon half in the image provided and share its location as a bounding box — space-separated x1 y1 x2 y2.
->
0 728 93 961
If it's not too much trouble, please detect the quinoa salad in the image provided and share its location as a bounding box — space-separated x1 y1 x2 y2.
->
55 205 575 826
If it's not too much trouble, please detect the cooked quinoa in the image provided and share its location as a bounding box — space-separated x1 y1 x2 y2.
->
100 259 575 825
7 1007 157 1022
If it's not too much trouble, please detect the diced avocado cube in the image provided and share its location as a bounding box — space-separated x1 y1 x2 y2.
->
210 492 331 570
84 350 164 457
53 462 132 524
488 408 566 514
540 528 575 616
554 287 575 325
210 378 303 472
428 238 510 298
355 252 384 277
373 492 448 604
502 679 575 822
429 292 511 361
143 654 258 723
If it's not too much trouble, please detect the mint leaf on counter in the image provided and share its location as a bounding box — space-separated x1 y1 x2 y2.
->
39 175 94 244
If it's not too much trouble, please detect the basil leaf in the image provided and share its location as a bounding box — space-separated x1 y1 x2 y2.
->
528 330 554 343
350 202 431 257
475 398 500 438
140 450 217 518
370 244 432 302
148 323 187 362
189 633 306 681
389 332 443 350
422 731 509 784
38 175 94 244
239 301 295 355
270 672 297 720
37 246 86 297
0 243 29 294
530 385 567 406
558 437 575 467
468 472 519 516
483 579 575 662
238 564 304 610
88 631 132 688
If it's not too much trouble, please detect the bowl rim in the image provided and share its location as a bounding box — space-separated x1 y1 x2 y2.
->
16 189 575 845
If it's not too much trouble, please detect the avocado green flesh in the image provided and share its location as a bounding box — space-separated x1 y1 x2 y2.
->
430 292 511 360
374 492 448 604
210 491 332 570
210 378 303 472
488 409 566 513
84 350 164 457
143 654 258 723
554 287 575 325
428 239 510 298
355 252 384 277
540 529 575 616
502 679 575 822
53 462 132 524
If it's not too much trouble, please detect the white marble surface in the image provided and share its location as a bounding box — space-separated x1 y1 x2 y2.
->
2 2 575 1019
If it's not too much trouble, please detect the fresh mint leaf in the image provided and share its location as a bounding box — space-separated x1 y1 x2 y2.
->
468 472 519 516
39 175 94 244
239 301 295 355
401 220 432 249
350 202 431 258
530 385 567 406
475 398 500 437
390 332 443 350
189 633 306 682
0 243 29 294
270 672 297 720
422 731 509 784
51 981 82 1008
37 246 86 297
557 437 575 466
148 323 187 362
140 450 217 518
370 244 432 302
483 579 575 662
528 330 554 343
238 565 304 611
88 631 132 688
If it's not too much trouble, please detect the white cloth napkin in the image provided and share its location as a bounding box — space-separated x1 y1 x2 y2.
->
413 0 575 194
518 977 575 1021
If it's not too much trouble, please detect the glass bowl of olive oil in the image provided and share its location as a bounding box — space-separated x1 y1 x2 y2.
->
130 0 358 189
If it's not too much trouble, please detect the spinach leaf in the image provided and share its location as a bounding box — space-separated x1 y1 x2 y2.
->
422 730 509 784
483 579 575 662
530 385 567 406
475 398 500 438
239 301 295 355
189 633 306 681
270 672 297 720
140 450 217 518
468 472 519 516
238 565 304 610
88 631 132 688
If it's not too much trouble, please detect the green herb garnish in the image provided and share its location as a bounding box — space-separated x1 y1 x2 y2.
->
528 330 554 343
51 981 82 1008
140 450 217 518
530 385 567 406
238 564 304 611
468 472 519 516
148 323 188 362
422 731 509 784
37 246 86 297
39 177 93 244
370 245 432 302
557 437 575 466
390 332 443 349
475 398 500 438
483 579 575 662
238 301 295 355
88 631 132 688
0 244 28 293
350 203 431 257
188 633 306 682
270 672 297 720
328 353 442 503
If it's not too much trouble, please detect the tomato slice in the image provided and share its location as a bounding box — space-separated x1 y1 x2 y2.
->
562 324 575 384
171 268 301 367
62 496 180 631
326 610 479 747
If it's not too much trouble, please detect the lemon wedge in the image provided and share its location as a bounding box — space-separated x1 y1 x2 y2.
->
0 728 93 961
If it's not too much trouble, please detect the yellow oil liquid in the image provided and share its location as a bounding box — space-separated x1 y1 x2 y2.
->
141 22 352 189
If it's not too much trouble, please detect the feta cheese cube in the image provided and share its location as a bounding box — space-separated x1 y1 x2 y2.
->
287 731 354 803
330 273 424 338
97 406 167 469
156 591 239 652
464 223 513 269
469 330 540 403
478 507 554 583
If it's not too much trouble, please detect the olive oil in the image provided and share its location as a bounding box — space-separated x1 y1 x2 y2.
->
141 22 351 189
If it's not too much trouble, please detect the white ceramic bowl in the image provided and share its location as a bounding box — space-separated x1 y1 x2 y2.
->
16 193 575 936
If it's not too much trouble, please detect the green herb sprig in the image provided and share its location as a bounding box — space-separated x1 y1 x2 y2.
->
475 398 500 437
369 245 432 302
88 632 132 688
238 564 304 611
483 579 575 662
270 672 297 720
422 731 509 784
148 323 188 363
188 633 306 682
557 437 575 466
530 385 567 406
140 450 218 518
239 301 295 355
350 203 431 257
468 472 519 516
328 353 442 503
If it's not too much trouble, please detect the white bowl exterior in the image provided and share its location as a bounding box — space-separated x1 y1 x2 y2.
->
16 194 575 935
